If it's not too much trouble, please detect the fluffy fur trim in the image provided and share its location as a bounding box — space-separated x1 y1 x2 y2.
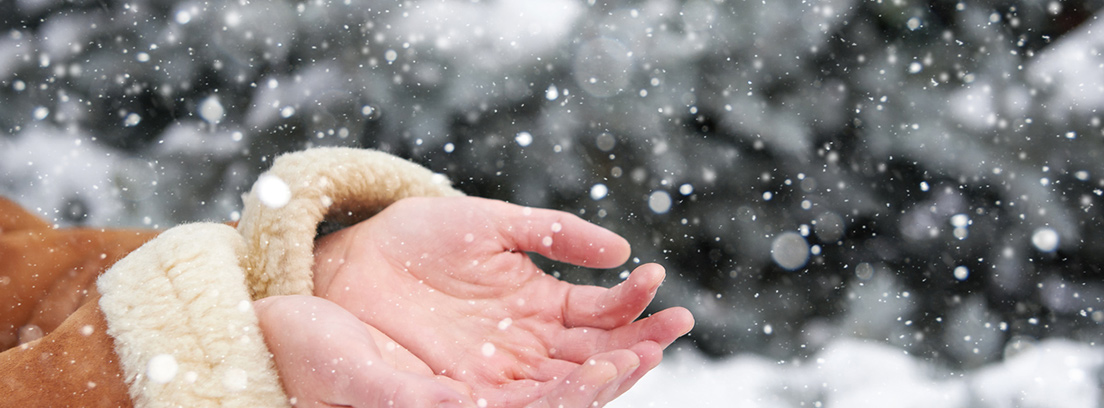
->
97 223 289 408
237 147 463 299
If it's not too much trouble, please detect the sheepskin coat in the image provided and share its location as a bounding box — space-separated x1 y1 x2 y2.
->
0 148 461 407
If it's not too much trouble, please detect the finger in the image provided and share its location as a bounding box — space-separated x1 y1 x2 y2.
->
550 307 694 363
564 263 665 329
491 199 631 268
610 340 665 399
528 349 640 408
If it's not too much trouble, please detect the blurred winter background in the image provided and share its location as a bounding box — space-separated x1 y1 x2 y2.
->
2 0 1103 405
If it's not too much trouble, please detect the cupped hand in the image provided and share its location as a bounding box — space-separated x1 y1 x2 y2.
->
311 197 694 407
255 295 472 407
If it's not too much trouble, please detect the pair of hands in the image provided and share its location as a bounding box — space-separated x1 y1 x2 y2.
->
255 197 694 407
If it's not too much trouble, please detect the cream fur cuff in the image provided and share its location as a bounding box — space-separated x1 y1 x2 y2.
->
237 147 463 299
97 223 289 408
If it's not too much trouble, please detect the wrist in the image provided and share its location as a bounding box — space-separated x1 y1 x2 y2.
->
311 225 358 297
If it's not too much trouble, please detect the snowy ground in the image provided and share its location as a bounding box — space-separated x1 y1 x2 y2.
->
611 338 1102 408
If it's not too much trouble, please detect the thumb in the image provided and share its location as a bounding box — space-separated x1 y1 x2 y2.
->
341 367 473 408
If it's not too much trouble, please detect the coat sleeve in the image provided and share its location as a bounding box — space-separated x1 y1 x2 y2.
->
95 223 289 408
0 295 133 407
237 147 464 299
1 199 288 407
0 198 150 406
0 197 157 350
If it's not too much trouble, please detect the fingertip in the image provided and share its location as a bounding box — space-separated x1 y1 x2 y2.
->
650 307 695 343
601 234 632 267
610 341 665 399
581 357 621 385
631 307 696 349
542 352 629 408
592 349 644 404
601 264 664 321
669 306 696 335
627 264 665 290
570 224 631 268
587 348 643 384
565 265 663 330
618 348 643 370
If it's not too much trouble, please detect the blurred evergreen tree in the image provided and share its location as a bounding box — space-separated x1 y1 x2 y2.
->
2 0 1103 367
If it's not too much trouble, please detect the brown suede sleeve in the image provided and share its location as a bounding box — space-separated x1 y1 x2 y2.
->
0 197 50 232
0 198 158 350
0 296 133 408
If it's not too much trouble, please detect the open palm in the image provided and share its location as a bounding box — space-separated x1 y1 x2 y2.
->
311 197 694 407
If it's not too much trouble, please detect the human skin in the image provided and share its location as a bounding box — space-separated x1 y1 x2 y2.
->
262 196 695 407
